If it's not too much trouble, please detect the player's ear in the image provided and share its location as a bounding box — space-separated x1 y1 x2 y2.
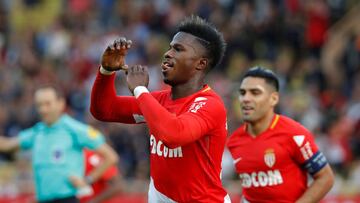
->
58 97 66 112
196 58 208 71
270 92 279 107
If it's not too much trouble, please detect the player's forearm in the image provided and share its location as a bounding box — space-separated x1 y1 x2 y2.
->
0 137 19 152
296 165 334 203
90 71 118 120
137 93 203 148
88 145 119 182
90 71 136 123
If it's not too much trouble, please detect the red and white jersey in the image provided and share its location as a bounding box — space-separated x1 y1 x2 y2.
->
91 72 228 202
227 114 326 203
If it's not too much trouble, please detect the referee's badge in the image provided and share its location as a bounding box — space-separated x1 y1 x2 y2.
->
52 147 65 163
264 148 276 168
88 127 100 139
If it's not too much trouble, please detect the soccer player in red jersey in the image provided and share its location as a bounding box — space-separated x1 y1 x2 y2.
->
79 149 122 203
90 16 230 203
227 67 334 203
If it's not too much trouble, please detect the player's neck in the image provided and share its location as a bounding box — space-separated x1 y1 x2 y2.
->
171 78 204 100
247 112 275 137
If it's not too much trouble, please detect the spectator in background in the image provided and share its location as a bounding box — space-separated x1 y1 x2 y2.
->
0 85 118 203
0 0 359 199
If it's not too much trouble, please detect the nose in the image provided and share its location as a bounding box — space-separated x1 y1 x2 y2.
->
239 92 251 103
164 49 173 59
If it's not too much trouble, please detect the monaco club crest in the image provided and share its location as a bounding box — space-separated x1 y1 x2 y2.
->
264 149 276 168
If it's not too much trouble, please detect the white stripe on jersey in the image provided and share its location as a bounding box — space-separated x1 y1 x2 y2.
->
148 177 177 203
148 177 232 203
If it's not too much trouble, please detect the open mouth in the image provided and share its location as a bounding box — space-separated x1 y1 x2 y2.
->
242 106 254 114
162 61 174 72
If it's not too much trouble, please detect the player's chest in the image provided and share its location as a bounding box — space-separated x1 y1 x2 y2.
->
161 100 193 115
232 137 291 172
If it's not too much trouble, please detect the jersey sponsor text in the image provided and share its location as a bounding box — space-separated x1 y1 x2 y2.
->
150 135 183 158
239 170 283 188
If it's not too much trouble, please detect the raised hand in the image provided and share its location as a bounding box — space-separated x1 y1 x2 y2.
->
101 37 132 71
126 65 149 94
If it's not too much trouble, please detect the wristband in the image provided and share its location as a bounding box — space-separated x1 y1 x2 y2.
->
99 66 115 75
134 86 149 98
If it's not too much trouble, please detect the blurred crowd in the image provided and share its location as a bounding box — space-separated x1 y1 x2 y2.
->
0 0 359 198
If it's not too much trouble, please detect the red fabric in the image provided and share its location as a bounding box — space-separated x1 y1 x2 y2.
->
90 73 141 124
305 6 329 48
80 149 119 203
2 194 360 203
227 115 321 202
91 71 228 202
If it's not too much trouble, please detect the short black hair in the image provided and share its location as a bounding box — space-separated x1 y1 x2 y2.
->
242 66 280 91
176 15 226 70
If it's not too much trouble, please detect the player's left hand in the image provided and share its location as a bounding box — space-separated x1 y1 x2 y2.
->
126 65 149 94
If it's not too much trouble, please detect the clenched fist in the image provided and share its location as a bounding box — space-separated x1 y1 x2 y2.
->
101 37 132 71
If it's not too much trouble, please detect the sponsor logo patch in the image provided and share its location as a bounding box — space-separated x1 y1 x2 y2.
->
293 135 305 147
52 148 65 163
88 127 100 139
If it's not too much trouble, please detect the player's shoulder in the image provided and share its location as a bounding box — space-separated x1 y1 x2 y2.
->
151 89 171 99
227 124 246 147
192 85 225 107
199 85 223 100
277 115 312 135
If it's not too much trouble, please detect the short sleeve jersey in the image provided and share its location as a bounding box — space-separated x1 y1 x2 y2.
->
227 114 327 202
19 114 105 202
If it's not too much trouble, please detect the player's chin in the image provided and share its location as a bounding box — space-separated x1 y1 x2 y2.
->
241 115 254 122
163 78 175 86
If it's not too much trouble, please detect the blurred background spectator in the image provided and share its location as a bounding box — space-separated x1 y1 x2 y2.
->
0 0 359 201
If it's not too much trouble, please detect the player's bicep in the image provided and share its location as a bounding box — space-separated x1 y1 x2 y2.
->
174 97 226 140
104 96 142 124
312 164 333 180
302 151 328 176
111 92 161 124
290 132 328 175
185 97 226 131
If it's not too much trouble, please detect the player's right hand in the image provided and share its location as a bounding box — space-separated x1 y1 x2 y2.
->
101 37 132 71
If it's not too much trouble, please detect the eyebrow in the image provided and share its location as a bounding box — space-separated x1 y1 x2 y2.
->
171 42 199 54
239 85 266 92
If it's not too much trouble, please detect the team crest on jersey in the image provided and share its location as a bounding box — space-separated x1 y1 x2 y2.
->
264 148 276 168
52 148 64 163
